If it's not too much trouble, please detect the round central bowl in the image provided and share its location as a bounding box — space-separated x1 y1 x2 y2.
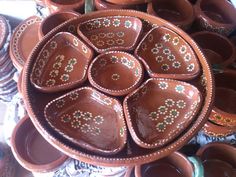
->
22 10 214 166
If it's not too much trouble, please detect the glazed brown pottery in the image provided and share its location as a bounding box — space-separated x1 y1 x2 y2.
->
0 15 9 49
94 0 137 10
88 51 143 96
77 16 142 53
38 10 80 39
105 0 151 5
197 142 236 177
191 31 235 69
208 70 236 128
9 16 42 71
147 0 195 30
135 152 194 177
30 32 93 93
11 116 68 172
124 78 202 148
194 0 236 36
135 26 200 80
44 87 127 155
45 0 84 13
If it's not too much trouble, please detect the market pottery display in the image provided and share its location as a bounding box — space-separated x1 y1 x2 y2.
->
11 116 68 172
44 87 127 155
31 32 93 93
38 10 80 39
135 27 200 80
194 0 236 36
88 51 143 96
105 0 151 5
77 16 143 53
22 10 214 166
147 0 195 30
9 16 42 71
197 142 236 177
191 31 235 69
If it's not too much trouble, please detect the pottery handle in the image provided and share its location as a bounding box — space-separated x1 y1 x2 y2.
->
188 156 204 177
85 0 94 13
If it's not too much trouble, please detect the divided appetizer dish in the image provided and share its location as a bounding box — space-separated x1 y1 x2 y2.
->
23 10 214 166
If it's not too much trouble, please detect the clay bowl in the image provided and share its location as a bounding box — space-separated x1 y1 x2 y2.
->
77 16 143 53
45 0 84 13
11 116 68 172
44 87 127 155
135 26 201 81
197 142 236 177
30 32 93 93
88 51 143 96
124 78 202 149
194 0 236 36
94 0 137 10
191 31 235 69
208 70 236 128
147 0 195 30
105 0 151 5
38 10 80 39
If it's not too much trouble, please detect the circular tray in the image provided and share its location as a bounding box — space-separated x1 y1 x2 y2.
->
22 10 214 167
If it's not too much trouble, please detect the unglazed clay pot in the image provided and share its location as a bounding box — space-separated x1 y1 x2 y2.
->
147 0 195 30
77 16 142 53
197 142 236 177
38 10 80 39
105 0 151 5
135 26 200 80
191 31 235 70
11 116 68 172
123 78 202 149
30 32 93 93
88 51 144 96
135 151 203 177
45 0 84 13
44 87 127 155
194 0 236 36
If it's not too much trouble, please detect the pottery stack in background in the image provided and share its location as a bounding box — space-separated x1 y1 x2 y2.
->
0 15 17 102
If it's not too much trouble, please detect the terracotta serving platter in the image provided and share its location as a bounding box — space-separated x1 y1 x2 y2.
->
44 87 127 155
22 10 214 166
31 32 93 93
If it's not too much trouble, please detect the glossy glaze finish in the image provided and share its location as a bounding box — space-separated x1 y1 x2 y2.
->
124 78 202 148
31 32 93 93
105 0 151 5
11 116 68 172
45 0 84 13
194 0 236 36
94 0 137 10
44 87 127 155
77 16 142 53
147 0 194 30
88 51 143 96
135 27 200 80
191 31 235 69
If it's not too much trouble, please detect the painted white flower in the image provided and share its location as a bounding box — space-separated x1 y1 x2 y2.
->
156 56 164 63
158 81 168 90
163 33 171 42
172 61 181 68
187 63 195 72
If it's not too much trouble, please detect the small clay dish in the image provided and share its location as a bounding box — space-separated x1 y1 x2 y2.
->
147 0 195 30
105 0 151 5
45 0 84 13
30 32 93 93
194 0 236 36
135 26 200 80
44 87 127 155
11 116 68 172
197 142 236 177
94 0 137 10
123 78 202 149
77 16 143 53
38 10 80 39
191 31 235 69
88 51 143 96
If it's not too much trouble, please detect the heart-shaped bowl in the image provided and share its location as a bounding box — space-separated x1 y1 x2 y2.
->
44 87 127 155
124 78 202 148
135 26 201 80
30 31 94 93
77 16 143 53
88 51 144 96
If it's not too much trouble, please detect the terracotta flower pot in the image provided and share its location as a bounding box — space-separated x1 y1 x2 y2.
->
197 142 236 177
38 10 80 39
191 31 236 70
194 0 236 36
45 0 84 13
147 0 195 30
11 116 68 172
